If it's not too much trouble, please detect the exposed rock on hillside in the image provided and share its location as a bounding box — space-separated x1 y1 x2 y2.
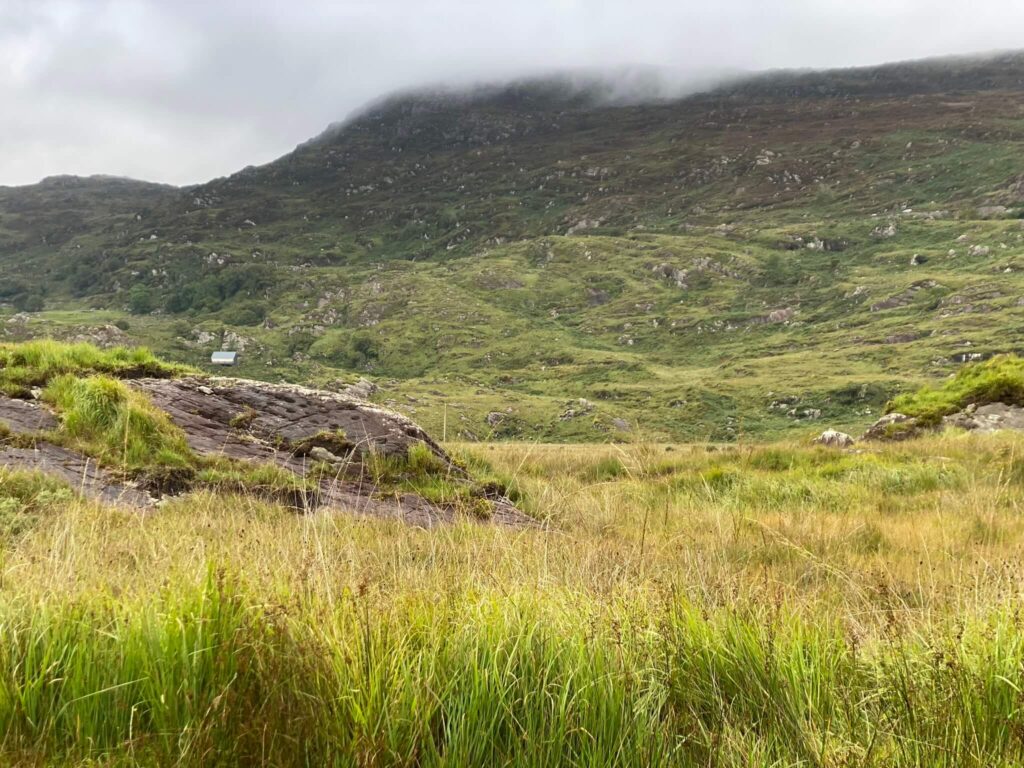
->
814 429 854 447
0 377 533 528
943 403 1024 433
862 413 921 441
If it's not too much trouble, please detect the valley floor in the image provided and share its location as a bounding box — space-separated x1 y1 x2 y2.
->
3 435 1024 765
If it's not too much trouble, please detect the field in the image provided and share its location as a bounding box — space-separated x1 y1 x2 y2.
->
5 434 1024 765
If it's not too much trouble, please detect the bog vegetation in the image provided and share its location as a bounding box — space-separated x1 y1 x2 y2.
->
3 432 1024 765
5 56 1024 442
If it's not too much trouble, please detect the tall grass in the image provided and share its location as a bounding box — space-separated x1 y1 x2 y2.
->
2 573 1024 766
42 374 194 469
0 339 189 397
3 434 1024 764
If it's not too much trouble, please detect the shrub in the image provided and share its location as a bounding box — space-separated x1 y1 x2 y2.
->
127 285 155 315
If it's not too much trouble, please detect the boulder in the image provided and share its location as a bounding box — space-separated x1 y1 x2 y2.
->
340 377 378 401
977 205 1008 219
814 429 854 448
862 412 920 441
943 403 1024 433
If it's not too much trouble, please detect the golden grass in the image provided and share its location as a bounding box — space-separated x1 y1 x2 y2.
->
7 433 1024 626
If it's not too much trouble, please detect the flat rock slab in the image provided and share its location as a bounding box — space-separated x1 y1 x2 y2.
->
129 377 535 528
944 403 1024 432
0 443 151 507
132 377 446 462
0 398 57 434
0 379 534 528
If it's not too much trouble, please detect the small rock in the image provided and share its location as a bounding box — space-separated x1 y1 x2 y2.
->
197 385 214 395
786 407 821 420
560 399 595 420
872 222 898 239
485 412 505 427
814 429 854 448
862 412 920 441
309 446 344 465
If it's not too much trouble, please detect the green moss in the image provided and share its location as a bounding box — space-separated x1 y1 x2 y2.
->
888 355 1024 426
291 429 353 457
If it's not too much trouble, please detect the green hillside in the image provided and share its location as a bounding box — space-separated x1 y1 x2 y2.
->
3 52 1024 441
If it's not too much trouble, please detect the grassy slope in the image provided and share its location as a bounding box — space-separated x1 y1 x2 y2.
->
5 435 1024 764
2 55 1024 440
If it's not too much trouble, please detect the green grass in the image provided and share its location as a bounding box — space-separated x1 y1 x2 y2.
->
889 354 1024 425
0 339 189 398
42 374 194 470
0 469 73 541
2 435 1024 763
194 458 320 508
2 567 1024 765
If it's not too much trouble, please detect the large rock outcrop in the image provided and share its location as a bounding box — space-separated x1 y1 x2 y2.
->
942 403 1024 433
0 376 533 528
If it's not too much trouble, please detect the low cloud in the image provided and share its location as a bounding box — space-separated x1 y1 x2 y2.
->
2 0 1023 186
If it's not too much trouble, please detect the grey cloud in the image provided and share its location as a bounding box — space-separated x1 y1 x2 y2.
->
1 0 1023 186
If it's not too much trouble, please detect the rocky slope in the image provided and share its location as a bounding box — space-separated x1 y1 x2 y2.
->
3 52 1024 441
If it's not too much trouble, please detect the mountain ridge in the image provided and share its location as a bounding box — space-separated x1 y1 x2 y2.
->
2 50 1024 442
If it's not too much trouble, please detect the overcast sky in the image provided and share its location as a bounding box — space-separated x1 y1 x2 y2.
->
2 0 1023 187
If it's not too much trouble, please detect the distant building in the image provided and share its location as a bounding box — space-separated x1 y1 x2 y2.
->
210 351 238 366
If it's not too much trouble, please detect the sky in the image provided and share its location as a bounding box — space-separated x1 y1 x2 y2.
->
2 0 1023 187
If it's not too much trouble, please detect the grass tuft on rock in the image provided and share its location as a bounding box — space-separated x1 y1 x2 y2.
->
888 355 1024 426
42 374 194 471
0 340 190 398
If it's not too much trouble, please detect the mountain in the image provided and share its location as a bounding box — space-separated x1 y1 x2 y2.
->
2 52 1024 441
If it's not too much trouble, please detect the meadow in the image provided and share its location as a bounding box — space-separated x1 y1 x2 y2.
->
3 434 1024 765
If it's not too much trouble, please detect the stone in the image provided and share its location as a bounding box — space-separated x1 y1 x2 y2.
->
872 222 898 238
977 205 1008 219
0 443 151 506
814 429 854 447
309 446 345 465
560 399 594 420
862 413 920 441
943 403 1024 433
611 417 632 432
0 398 57 434
121 377 535 527
787 407 821 420
341 378 378 401
485 412 505 427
